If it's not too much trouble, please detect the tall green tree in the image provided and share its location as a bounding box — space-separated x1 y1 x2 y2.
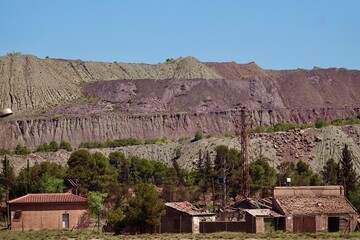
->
16 161 66 196
292 160 313 186
161 167 179 202
321 158 339 185
213 145 242 205
120 159 131 184
250 157 277 196
194 150 209 202
338 144 358 197
0 156 16 198
88 191 108 232
348 183 360 212
124 183 164 233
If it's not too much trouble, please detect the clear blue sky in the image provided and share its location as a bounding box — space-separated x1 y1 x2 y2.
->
1 0 359 70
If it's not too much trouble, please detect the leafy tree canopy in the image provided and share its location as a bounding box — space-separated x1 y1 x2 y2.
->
250 157 277 196
67 150 118 194
124 183 164 233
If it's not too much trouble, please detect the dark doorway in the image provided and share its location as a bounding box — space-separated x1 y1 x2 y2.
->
173 218 180 232
275 217 285 231
328 217 339 232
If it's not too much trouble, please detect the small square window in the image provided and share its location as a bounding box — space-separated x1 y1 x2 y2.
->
13 210 22 222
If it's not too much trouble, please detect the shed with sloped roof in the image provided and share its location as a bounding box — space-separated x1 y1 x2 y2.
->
161 201 216 233
8 193 89 230
272 186 357 233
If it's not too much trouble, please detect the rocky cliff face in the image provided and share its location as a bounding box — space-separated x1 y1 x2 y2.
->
1 108 359 150
0 54 360 154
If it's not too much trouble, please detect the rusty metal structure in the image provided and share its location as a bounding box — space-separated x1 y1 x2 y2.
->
240 108 250 198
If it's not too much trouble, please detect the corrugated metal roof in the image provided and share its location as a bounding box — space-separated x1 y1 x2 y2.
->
9 193 88 204
165 201 215 216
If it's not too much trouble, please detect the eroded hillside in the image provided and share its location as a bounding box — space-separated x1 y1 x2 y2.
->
0 54 360 173
0 55 221 113
5 125 360 175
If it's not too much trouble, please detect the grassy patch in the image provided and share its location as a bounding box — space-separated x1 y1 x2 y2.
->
1 230 360 240
78 96 96 104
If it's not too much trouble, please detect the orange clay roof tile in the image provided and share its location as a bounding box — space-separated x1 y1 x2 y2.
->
9 193 88 204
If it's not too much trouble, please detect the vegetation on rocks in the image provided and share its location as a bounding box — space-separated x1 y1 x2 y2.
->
79 138 142 149
249 117 360 134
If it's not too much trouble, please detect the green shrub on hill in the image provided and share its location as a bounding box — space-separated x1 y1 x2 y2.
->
14 144 31 155
315 118 328 128
193 131 203 142
59 141 72 151
79 141 106 149
0 149 11 155
331 118 343 126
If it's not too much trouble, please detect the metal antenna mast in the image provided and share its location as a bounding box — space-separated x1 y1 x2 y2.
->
240 107 250 198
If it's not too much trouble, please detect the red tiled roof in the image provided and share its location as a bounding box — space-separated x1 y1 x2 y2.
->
9 193 88 204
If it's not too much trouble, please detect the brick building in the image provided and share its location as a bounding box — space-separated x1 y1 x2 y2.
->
273 186 358 232
8 193 89 230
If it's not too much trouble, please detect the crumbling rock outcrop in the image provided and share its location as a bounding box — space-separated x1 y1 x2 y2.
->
1 108 360 150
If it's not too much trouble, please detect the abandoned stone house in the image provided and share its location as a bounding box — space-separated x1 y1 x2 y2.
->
272 186 358 233
8 193 89 230
161 201 216 233
244 209 283 233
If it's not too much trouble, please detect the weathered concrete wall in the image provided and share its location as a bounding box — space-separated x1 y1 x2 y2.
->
273 186 344 198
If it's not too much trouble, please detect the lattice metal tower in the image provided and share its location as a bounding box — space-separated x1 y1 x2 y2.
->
240 108 250 198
